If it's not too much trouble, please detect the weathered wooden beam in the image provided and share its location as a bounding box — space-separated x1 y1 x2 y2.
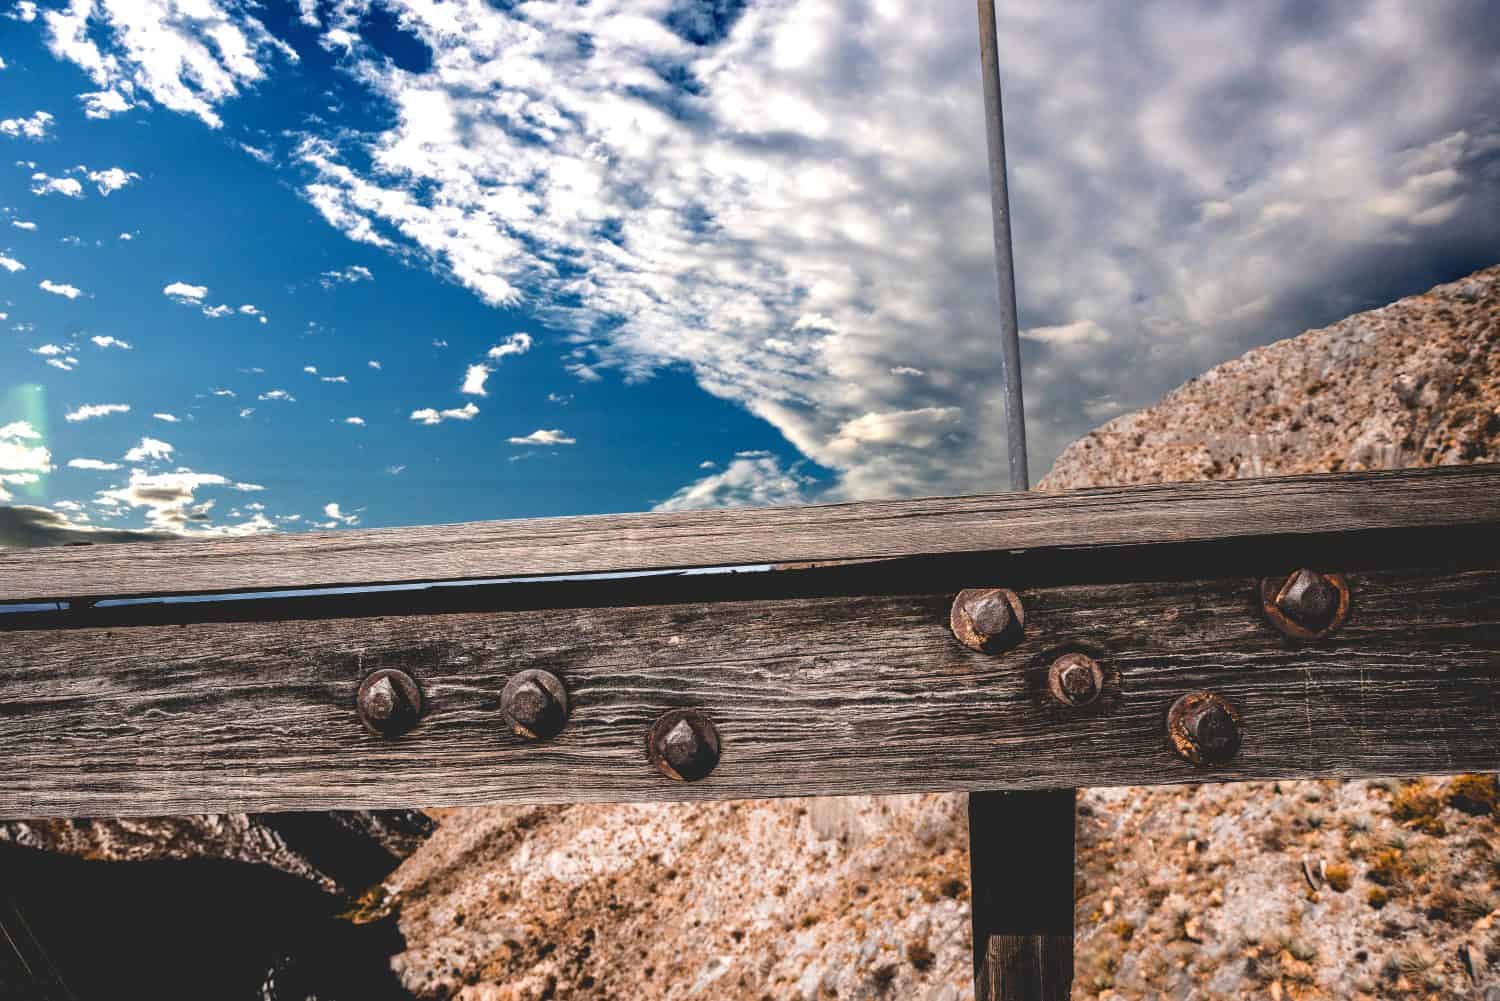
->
969 789 1075 1001
1 557 1496 818
1 465 1496 602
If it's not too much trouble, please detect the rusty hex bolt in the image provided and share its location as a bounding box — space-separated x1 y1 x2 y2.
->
1167 692 1242 766
357 668 423 737
950 588 1025 653
1047 652 1105 707
501 669 569 740
1261 569 1350 639
647 709 721 782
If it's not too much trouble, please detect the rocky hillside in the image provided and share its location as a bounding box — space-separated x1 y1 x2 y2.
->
365 265 1500 1001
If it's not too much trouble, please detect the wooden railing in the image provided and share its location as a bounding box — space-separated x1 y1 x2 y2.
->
3 463 1498 998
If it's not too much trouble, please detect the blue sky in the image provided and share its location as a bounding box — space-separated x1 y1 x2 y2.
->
1 0 1498 542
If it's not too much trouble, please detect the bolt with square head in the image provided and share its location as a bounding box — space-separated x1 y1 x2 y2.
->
647 709 721 782
1261 569 1350 639
1167 691 1242 766
501 669 569 740
1047 652 1105 707
950 588 1025 653
356 668 423 737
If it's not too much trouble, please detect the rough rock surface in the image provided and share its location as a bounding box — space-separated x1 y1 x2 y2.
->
1037 265 1500 491
372 265 1500 1000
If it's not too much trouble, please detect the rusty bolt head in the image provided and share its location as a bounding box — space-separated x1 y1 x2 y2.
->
1261 569 1350 639
501 669 569 740
1047 652 1105 707
950 588 1025 653
357 668 423 737
1167 692 1242 766
647 709 721 782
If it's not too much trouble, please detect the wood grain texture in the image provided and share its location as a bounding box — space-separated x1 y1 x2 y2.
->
969 789 1075 1001
1 562 1498 818
2 464 1497 602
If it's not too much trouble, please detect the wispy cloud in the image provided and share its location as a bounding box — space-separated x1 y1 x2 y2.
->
257 389 295 402
410 402 478 425
507 428 575 446
0 110 54 139
91 335 131 349
87 166 138 195
0 254 23 272
65 403 129 422
122 437 173 462
38 279 81 298
29 172 82 197
163 281 207 301
67 457 121 471
319 264 372 287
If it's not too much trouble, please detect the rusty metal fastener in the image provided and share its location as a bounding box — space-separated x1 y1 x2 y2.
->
1047 652 1104 707
647 709 721 782
501 669 569 740
1166 691 1242 766
1261 569 1350 639
357 668 423 737
950 588 1025 653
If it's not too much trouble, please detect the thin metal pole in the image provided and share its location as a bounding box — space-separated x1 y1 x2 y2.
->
976 0 1029 491
969 5 1074 1000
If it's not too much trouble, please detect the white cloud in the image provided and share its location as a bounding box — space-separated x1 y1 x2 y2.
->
460 363 490 396
45 357 79 371
46 0 1500 499
163 281 207 301
80 88 130 118
410 401 478 425
32 344 65 356
319 264 372 287
320 375 347 383
96 469 270 534
1022 320 1112 346
118 230 134 240
240 142 273 164
122 436 173 462
201 303 233 318
0 254 23 272
302 365 318 374
344 416 365 425
10 220 36 230
153 412 180 422
0 421 52 502
91 334 131 349
487 332 532 360
367 360 381 369
87 166 139 195
321 501 359 526
655 455 813 512
41 0 296 130
507 428 576 446
39 278 82 298
210 387 236 397
0 110 54 139
238 303 259 315
65 402 130 422
29 172 82 197
257 389 295 401
68 457 121 470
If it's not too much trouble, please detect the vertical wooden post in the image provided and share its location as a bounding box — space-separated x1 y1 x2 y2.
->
968 788 1075 1001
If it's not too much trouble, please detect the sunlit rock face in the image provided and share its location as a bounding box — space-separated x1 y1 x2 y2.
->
374 267 1500 1000
1038 264 1500 490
